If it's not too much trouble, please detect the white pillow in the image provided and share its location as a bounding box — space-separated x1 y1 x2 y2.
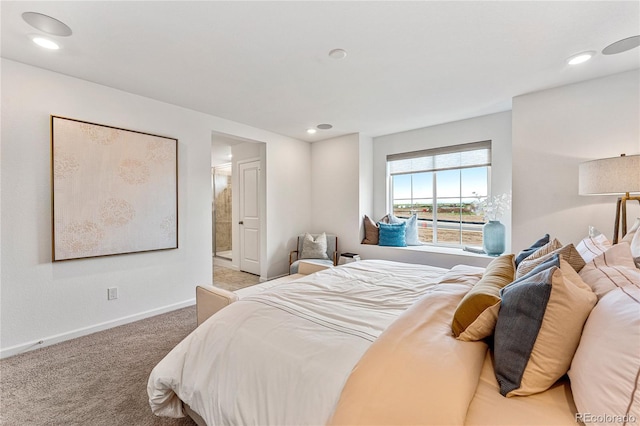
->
300 232 329 260
578 243 640 299
624 217 640 236
622 225 640 268
569 285 640 426
576 233 611 263
389 213 421 246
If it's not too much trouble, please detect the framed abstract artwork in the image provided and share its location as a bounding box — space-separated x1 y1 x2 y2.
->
51 116 178 261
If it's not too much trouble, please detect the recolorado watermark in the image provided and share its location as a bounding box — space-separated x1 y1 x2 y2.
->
576 413 637 424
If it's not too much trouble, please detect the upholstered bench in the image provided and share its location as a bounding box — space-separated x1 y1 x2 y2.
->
196 261 332 325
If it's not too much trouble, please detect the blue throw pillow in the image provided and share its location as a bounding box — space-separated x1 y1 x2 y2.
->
378 222 407 247
388 214 421 246
515 234 550 267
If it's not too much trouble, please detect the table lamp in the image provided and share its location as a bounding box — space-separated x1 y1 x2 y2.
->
579 154 640 244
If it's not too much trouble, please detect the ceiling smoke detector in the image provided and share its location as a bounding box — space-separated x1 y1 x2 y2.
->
316 124 333 130
328 49 347 59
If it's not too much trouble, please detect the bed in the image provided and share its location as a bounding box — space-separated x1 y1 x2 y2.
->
148 250 639 426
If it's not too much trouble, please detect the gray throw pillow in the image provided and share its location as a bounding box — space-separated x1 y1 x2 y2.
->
300 233 329 260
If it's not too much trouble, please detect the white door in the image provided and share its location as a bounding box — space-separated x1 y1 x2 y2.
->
239 160 261 275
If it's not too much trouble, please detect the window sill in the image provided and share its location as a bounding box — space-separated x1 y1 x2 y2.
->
358 242 495 268
373 244 493 258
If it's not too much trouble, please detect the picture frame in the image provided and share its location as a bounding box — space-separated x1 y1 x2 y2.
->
51 116 178 261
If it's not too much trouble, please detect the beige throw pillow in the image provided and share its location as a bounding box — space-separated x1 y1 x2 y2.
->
452 254 515 341
361 215 379 245
494 259 597 397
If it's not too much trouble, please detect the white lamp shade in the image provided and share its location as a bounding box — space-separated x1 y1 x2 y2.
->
579 154 640 195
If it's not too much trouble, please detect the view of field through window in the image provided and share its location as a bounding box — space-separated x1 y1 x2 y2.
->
391 166 488 246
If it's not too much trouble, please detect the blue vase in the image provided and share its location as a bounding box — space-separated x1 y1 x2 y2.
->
483 220 505 256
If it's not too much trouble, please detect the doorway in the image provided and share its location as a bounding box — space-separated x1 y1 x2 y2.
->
212 164 232 260
211 133 266 281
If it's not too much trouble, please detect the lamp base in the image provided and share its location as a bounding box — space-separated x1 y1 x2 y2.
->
613 194 640 244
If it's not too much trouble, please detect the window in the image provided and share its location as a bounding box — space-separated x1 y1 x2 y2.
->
387 141 490 247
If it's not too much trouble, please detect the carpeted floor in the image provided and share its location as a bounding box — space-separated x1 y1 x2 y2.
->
0 307 198 426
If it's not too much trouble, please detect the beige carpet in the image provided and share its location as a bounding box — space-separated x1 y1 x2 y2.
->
0 307 198 425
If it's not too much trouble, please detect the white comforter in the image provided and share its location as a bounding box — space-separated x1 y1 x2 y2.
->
148 260 478 425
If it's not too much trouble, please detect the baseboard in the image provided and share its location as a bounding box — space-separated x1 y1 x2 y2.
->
213 256 236 269
0 299 195 359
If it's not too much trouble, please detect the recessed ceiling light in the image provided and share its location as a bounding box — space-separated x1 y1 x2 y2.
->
31 36 60 50
317 124 333 130
567 51 595 65
306 129 317 134
22 12 72 36
328 48 347 60
602 35 640 55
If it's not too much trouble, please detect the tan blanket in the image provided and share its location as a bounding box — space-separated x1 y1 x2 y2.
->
329 265 488 426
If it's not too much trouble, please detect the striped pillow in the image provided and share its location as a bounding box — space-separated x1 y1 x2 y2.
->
576 233 611 263
569 285 640 425
515 234 550 267
578 243 640 299
517 242 585 279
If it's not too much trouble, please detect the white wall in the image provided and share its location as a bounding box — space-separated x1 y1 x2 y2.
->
0 59 310 356
358 134 374 229
311 134 362 255
512 70 640 251
266 139 312 278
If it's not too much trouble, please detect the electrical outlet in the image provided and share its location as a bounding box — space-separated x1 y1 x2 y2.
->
107 287 118 300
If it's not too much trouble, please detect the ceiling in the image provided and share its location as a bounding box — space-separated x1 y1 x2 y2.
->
2 1 639 142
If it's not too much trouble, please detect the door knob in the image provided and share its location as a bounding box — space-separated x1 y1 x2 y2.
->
239 221 244 225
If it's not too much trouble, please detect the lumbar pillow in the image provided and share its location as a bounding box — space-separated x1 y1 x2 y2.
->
493 257 597 397
576 231 612 264
514 234 550 267
579 242 640 299
300 232 329 260
388 213 421 246
361 215 379 245
516 241 585 278
452 254 515 341
568 285 640 425
377 222 406 247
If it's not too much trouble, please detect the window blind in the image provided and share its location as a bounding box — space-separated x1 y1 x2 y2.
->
387 140 491 175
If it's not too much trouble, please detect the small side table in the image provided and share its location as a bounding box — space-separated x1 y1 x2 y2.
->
338 253 360 265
